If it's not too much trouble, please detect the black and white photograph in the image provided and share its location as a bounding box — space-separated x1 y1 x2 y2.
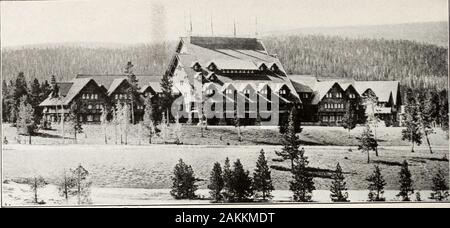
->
1 0 449 208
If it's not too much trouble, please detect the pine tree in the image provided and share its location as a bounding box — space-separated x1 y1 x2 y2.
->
170 159 198 199
160 73 174 123
230 159 253 202
14 72 29 104
124 61 140 124
366 165 386 201
253 149 274 201
57 169 76 202
67 102 83 144
28 176 47 204
222 157 233 201
16 96 35 144
208 162 224 202
419 91 435 153
290 148 315 202
330 163 349 202
2 80 10 122
71 164 92 205
362 90 380 156
397 160 414 201
341 101 357 138
402 95 423 152
100 106 109 144
429 169 449 201
358 125 378 164
276 108 301 170
143 96 156 144
29 78 42 122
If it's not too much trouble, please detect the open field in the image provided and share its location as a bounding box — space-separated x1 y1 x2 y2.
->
3 144 448 192
2 181 444 206
2 123 449 147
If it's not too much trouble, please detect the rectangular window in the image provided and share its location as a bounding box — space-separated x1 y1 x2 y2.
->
323 116 329 122
330 116 335 122
87 115 93 122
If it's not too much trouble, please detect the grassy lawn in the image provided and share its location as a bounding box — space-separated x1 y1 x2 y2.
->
2 123 449 147
3 144 448 191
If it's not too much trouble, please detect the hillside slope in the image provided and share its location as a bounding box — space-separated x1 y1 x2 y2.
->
267 21 448 47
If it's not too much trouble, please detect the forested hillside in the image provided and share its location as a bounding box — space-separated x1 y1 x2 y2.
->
1 43 175 83
263 35 448 90
1 35 448 90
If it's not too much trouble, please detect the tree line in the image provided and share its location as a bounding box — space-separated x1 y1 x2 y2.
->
2 34 447 93
170 110 449 203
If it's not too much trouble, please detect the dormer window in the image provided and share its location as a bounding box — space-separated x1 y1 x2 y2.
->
349 93 355 99
270 64 279 72
326 93 332 98
244 89 251 94
303 93 309 98
279 89 287 95
225 89 233 95
206 89 214 95
259 64 267 72
261 89 268 95
208 63 217 71
192 62 202 71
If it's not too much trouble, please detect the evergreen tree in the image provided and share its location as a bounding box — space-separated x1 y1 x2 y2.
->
71 164 92 205
419 91 435 153
230 159 253 202
143 96 156 144
14 72 29 103
397 160 414 201
124 61 140 124
160 73 174 122
366 165 386 202
438 90 449 134
67 102 83 144
57 169 76 202
208 162 224 202
29 78 42 119
341 101 357 138
170 159 198 200
402 95 423 152
253 149 274 201
330 163 349 202
276 108 302 170
290 148 315 202
358 125 378 164
2 80 11 122
222 157 233 201
28 176 47 204
16 96 35 144
429 169 449 201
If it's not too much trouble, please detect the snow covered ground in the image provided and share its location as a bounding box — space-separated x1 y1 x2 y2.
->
2 181 444 207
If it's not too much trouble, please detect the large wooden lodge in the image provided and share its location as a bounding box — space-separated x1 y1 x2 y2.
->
39 36 402 126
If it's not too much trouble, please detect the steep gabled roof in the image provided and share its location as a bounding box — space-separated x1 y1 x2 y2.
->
355 81 400 105
107 78 128 96
310 81 342 105
39 78 96 106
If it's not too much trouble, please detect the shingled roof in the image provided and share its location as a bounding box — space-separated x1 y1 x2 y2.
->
40 78 95 106
171 36 300 100
355 81 400 105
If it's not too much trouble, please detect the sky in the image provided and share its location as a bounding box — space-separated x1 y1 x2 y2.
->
1 0 448 47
